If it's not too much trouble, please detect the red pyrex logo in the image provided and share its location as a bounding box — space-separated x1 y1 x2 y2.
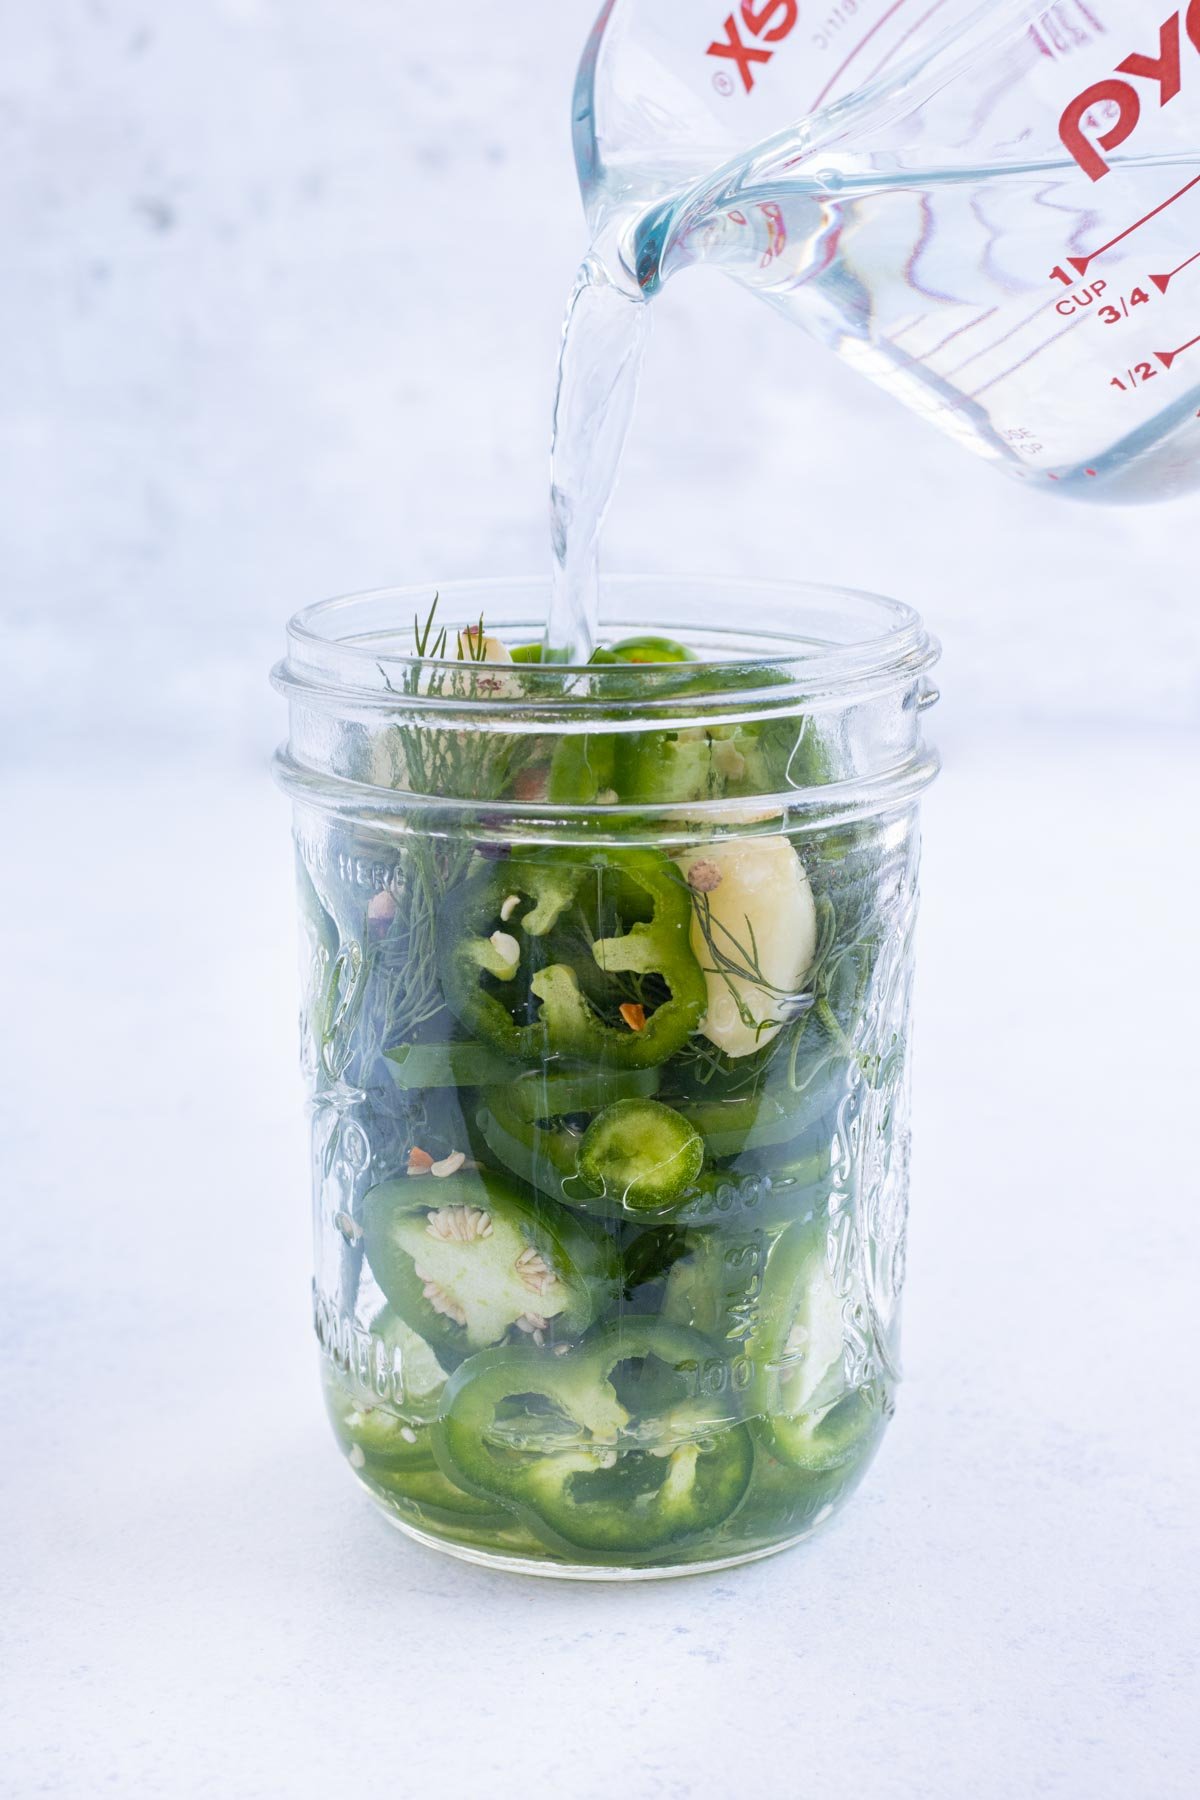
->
707 1 798 93
1060 3 1200 180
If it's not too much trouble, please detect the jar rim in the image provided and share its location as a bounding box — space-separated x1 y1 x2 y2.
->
273 575 940 839
274 575 939 719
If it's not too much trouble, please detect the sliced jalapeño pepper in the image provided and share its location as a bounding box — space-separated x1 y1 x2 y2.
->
477 1088 779 1225
365 1460 512 1526
438 849 706 1069
362 1168 619 1365
663 1224 778 1345
476 1091 581 1203
671 1087 835 1159
725 1444 874 1551
577 1098 704 1209
609 664 833 805
746 1220 884 1473
432 1321 753 1559
547 730 617 803
505 1064 661 1120
384 1040 526 1090
323 1307 446 1473
477 1063 664 1199
325 1371 438 1473
608 634 699 664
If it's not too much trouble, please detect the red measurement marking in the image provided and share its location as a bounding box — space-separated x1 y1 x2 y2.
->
889 305 999 356
854 0 952 98
969 319 1078 402
1067 172 1200 276
947 291 1062 380
1156 329 1200 369
808 0 912 111
1150 247 1200 293
780 0 950 169
922 306 1001 360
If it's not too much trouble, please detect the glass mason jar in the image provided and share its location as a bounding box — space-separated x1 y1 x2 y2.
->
272 577 940 1578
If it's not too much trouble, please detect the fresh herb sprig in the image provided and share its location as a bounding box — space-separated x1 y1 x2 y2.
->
355 596 539 1061
690 889 812 1041
671 863 886 1095
378 595 538 803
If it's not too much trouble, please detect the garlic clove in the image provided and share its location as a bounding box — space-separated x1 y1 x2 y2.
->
674 835 817 1059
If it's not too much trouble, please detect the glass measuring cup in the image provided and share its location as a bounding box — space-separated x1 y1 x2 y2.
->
576 0 1200 498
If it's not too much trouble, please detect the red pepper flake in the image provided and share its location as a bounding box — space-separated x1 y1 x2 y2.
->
513 766 549 803
407 1147 435 1176
619 1003 647 1033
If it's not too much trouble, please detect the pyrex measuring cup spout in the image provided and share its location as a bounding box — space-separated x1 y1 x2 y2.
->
628 200 675 296
577 0 1200 500
627 180 824 298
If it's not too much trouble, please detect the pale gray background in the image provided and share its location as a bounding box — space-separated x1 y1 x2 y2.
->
6 0 1200 757
3 5 1197 1798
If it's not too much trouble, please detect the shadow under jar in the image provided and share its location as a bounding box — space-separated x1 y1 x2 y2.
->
272 577 940 1578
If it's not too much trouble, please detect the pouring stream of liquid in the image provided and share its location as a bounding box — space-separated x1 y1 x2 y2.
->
544 255 650 664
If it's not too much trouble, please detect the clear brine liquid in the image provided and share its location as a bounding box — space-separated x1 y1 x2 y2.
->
669 155 1200 491
546 256 649 663
546 0 1200 656
548 145 1200 646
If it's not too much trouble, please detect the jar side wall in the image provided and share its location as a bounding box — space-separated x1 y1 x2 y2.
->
296 791 923 1571
279 584 937 1572
277 661 939 851
275 589 940 838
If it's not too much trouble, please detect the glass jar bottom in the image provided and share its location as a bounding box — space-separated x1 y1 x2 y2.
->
365 1488 837 1581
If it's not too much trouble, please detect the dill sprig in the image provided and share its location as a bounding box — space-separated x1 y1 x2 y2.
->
689 888 812 1042
354 595 540 1060
671 871 885 1093
412 593 449 660
782 890 886 1088
377 594 539 804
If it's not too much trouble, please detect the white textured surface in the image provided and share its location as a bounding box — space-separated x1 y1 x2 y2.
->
3 746 1198 1799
